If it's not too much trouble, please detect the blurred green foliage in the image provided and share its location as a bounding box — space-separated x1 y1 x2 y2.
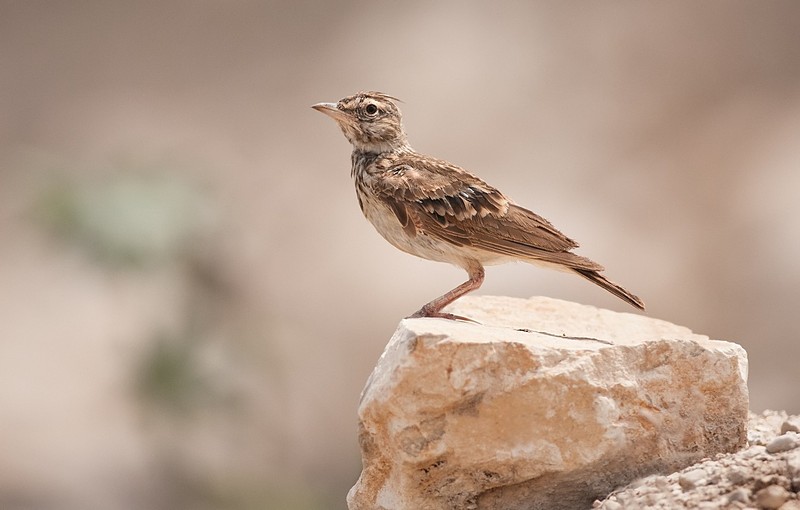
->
136 332 211 416
36 173 212 268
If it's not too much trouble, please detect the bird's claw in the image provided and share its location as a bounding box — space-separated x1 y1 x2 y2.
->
407 309 481 324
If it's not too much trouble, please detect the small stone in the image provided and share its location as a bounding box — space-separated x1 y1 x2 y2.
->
742 445 768 458
727 487 751 504
787 450 800 488
777 501 800 510
756 475 788 492
766 411 789 431
654 476 669 490
679 468 708 490
728 467 750 485
644 493 661 505
755 485 790 509
766 433 800 454
781 417 800 434
600 500 622 510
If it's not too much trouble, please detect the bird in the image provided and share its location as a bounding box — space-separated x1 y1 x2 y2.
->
312 91 644 321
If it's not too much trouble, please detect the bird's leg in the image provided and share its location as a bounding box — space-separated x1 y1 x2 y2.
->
408 265 485 322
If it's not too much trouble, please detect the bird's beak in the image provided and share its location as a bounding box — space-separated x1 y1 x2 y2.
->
312 102 350 123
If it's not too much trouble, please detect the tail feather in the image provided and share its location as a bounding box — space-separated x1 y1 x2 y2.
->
573 268 645 310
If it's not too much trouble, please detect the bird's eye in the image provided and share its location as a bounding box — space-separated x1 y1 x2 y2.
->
364 103 379 116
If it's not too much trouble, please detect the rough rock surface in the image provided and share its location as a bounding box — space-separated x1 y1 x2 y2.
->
594 411 800 509
347 296 749 510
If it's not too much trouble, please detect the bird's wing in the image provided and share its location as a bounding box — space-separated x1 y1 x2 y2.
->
373 155 509 221
372 155 598 268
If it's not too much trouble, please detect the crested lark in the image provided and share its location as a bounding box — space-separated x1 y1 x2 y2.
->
313 92 644 321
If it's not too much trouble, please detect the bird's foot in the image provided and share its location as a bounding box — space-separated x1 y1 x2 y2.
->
407 308 480 324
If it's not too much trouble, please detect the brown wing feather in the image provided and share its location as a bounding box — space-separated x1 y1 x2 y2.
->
372 154 584 259
409 204 603 271
373 155 508 220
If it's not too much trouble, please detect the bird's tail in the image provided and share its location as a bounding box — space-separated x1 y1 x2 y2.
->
573 268 645 310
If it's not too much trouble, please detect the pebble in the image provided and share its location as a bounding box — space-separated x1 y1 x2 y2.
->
754 484 789 509
600 500 622 510
654 476 669 490
726 487 751 504
781 417 800 434
742 445 767 459
787 451 800 484
766 433 799 454
727 467 749 485
679 468 708 490
765 411 788 431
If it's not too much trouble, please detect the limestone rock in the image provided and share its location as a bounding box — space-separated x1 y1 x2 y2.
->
347 296 749 510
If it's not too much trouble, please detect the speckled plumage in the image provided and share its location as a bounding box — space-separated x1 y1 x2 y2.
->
313 91 644 320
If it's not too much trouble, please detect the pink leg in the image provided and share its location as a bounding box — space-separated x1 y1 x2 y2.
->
408 265 485 322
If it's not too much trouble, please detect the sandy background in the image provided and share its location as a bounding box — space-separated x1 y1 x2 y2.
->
1 2 799 509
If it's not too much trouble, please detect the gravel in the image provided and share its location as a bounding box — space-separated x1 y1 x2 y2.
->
594 410 800 509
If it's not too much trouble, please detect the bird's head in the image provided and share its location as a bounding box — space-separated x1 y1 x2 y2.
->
312 92 408 153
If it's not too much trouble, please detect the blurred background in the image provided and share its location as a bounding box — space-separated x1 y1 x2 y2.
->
2 1 799 509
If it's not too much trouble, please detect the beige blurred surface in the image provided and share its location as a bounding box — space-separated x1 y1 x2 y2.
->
1 2 799 509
